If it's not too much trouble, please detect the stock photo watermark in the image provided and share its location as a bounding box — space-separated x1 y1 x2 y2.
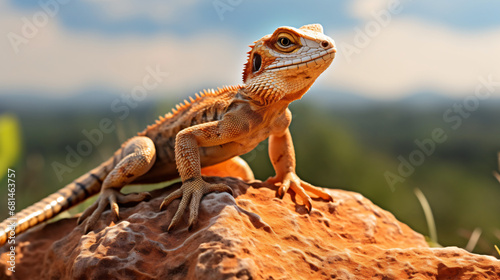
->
5 168 17 273
213 0 244 21
340 0 411 63
7 0 73 54
384 74 499 191
51 65 168 182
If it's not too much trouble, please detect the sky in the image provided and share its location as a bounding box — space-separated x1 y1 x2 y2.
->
2 0 500 101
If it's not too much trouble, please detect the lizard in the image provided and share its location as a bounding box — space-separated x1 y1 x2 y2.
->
0 23 336 247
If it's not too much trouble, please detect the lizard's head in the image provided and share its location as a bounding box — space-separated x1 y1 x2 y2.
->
242 24 336 105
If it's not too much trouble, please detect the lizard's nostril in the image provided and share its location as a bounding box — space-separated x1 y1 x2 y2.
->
320 40 331 49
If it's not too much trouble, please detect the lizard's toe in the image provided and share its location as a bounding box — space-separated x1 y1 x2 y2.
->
117 191 152 204
77 200 98 225
167 192 191 231
266 172 332 213
81 196 110 233
160 188 183 211
300 181 333 202
277 181 290 199
289 179 313 212
205 183 233 196
161 179 233 231
78 189 150 233
265 176 289 198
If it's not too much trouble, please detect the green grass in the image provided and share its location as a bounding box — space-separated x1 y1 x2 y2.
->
0 114 21 180
414 187 439 247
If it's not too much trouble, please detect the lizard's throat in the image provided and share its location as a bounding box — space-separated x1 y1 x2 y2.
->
243 82 286 106
243 75 315 106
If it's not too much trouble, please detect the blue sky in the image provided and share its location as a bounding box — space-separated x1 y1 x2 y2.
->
2 0 500 100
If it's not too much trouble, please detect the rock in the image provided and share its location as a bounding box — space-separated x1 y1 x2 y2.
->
1 177 499 279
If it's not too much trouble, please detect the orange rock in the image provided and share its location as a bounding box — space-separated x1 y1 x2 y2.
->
1 177 499 279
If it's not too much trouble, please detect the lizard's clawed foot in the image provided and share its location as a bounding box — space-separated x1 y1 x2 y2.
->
266 172 333 212
77 189 151 233
159 178 233 231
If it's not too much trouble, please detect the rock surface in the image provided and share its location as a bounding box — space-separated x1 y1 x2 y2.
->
1 177 499 279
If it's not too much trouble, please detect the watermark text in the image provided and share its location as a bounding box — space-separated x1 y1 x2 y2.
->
6 168 17 273
384 74 499 190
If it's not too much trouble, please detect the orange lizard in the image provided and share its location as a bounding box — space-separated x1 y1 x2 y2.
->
0 24 336 246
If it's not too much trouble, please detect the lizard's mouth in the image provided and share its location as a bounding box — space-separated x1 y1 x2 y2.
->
267 48 336 71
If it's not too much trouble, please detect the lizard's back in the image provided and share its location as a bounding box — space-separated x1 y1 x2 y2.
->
134 85 251 184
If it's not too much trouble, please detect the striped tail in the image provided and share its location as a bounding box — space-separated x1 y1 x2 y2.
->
0 158 114 247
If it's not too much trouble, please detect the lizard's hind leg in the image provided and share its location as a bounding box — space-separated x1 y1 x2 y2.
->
78 136 156 233
201 156 255 181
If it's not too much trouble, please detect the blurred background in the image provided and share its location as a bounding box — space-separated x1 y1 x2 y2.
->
0 0 499 255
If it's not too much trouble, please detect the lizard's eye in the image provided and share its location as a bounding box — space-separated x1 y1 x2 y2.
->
252 53 262 72
274 32 299 53
278 37 291 47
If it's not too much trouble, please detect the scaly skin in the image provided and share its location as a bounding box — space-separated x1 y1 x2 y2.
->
0 24 336 246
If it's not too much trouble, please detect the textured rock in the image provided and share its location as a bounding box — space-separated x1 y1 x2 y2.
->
1 177 499 279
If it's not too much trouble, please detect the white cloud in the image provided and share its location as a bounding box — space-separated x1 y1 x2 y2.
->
83 0 202 22
329 0 500 99
348 0 390 20
324 17 500 99
0 2 246 98
2 1 500 101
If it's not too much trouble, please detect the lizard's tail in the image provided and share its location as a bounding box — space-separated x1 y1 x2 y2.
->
0 157 114 247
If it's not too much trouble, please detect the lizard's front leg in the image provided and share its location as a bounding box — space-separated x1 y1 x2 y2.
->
77 136 156 232
266 128 333 211
160 116 248 230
